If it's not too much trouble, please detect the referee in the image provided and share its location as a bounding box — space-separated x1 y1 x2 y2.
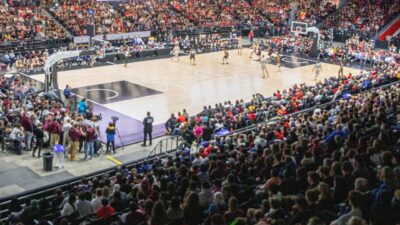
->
141 111 154 146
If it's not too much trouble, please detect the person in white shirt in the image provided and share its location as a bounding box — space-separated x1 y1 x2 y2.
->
91 188 103 212
199 182 213 208
75 192 93 217
62 118 72 152
61 194 77 217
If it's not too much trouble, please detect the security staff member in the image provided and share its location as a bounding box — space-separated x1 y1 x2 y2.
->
141 112 154 146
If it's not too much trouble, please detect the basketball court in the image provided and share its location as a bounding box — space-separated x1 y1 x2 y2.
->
0 47 363 198
28 48 361 145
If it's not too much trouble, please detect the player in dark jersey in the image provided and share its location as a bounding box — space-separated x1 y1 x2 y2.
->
222 49 229 65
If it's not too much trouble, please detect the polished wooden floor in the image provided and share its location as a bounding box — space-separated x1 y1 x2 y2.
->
31 48 360 124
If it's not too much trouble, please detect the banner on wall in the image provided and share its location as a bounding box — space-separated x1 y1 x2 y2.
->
73 31 152 44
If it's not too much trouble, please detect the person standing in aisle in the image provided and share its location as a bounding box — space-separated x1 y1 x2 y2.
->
141 112 154 146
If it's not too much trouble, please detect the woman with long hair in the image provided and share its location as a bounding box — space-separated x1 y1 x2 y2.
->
183 193 204 225
150 200 168 225
167 197 183 221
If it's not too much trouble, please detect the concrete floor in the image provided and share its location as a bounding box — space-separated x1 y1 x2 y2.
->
0 135 175 198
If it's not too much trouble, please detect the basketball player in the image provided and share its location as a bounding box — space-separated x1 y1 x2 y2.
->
255 46 262 61
249 42 257 59
312 61 322 81
237 36 243 55
189 47 196 65
338 59 344 77
122 44 130 67
276 51 281 72
260 55 269 78
222 49 229 65
171 44 180 61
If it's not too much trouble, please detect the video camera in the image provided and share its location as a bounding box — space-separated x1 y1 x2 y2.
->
111 116 119 123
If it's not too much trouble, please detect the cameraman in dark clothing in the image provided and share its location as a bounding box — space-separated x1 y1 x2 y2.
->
32 123 44 157
141 112 153 146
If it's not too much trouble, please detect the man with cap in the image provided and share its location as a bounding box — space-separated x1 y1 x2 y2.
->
141 112 153 146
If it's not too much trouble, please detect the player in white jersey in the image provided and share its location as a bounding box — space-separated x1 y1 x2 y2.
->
171 44 180 61
260 55 269 78
237 36 243 55
338 59 344 77
312 62 322 81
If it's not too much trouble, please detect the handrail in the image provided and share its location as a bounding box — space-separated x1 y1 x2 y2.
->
144 136 181 161
23 89 45 105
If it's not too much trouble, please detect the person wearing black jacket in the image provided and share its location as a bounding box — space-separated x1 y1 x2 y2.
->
165 113 177 135
32 123 44 157
141 112 154 146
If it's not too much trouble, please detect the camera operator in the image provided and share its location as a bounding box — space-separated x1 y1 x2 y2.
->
105 122 116 154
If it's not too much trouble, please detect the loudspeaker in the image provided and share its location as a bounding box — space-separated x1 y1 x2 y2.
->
87 24 95 37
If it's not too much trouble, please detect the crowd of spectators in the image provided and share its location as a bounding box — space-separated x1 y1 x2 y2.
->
50 0 292 37
263 35 314 56
253 0 291 36
0 71 105 161
295 0 337 26
51 0 122 36
323 0 400 38
322 35 400 66
166 50 399 147
0 5 66 45
5 76 400 225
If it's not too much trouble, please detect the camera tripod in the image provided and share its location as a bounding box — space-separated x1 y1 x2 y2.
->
115 127 124 150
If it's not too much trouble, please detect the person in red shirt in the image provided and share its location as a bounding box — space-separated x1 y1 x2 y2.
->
96 198 115 220
177 112 186 123
48 118 61 148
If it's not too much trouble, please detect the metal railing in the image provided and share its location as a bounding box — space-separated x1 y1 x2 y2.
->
144 136 183 161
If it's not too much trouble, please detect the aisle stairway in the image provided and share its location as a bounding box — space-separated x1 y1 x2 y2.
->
41 8 73 39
